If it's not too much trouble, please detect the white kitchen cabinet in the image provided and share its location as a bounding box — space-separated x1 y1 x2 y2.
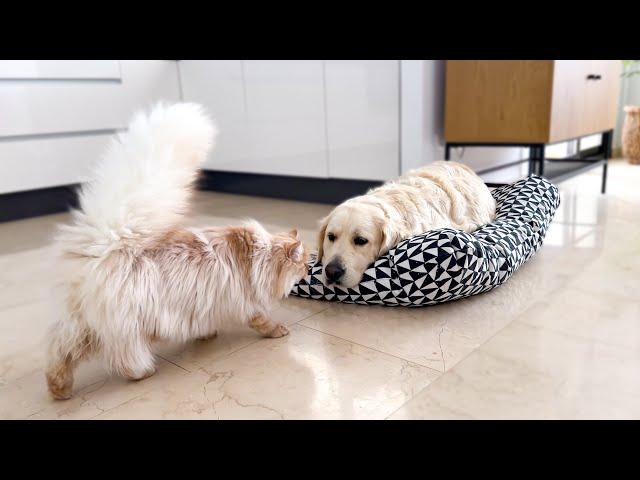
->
0 61 181 194
178 60 247 171
181 60 329 178
0 60 180 138
242 60 328 177
325 60 400 181
0 132 114 193
2 60 403 196
0 60 121 80
180 60 400 180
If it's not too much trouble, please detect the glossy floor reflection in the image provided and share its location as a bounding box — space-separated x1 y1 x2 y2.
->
1 160 638 419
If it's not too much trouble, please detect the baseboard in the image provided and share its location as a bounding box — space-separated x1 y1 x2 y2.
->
198 170 382 204
0 184 80 223
0 171 382 223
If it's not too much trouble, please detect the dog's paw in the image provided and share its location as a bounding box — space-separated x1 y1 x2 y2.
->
266 324 289 338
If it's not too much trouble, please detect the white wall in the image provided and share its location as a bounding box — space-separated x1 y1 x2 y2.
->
0 61 181 194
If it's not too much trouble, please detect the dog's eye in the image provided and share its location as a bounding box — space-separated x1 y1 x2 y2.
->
327 233 336 242
354 236 368 246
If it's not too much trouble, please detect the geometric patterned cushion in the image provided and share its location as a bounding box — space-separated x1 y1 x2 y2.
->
291 174 560 307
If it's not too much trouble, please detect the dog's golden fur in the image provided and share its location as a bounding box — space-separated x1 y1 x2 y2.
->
317 161 496 288
45 103 308 400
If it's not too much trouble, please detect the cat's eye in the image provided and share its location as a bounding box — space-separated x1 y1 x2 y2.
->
327 232 336 242
354 236 368 246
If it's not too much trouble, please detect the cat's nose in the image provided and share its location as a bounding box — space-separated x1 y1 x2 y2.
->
324 260 345 284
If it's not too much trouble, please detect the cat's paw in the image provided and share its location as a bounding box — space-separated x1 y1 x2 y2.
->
266 324 289 338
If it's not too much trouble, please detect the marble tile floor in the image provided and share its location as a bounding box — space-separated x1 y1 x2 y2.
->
1 160 638 419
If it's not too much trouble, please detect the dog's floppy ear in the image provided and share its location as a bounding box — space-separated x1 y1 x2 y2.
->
316 215 329 262
376 218 401 257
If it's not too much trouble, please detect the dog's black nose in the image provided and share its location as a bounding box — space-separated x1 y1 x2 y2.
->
325 261 345 283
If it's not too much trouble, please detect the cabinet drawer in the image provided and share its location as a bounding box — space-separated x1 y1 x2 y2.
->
0 60 121 80
0 61 180 138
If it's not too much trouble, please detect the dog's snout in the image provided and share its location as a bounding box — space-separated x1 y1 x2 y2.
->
324 261 345 283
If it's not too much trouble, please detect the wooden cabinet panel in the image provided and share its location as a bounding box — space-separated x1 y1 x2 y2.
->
588 60 622 135
550 60 621 142
446 60 622 144
549 60 590 142
445 60 554 143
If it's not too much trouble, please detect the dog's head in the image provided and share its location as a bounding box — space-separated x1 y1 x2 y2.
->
316 201 399 289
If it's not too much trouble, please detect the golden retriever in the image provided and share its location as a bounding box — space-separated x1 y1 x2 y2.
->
317 161 496 288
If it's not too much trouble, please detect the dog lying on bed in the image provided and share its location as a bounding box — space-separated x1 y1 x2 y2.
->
317 161 496 288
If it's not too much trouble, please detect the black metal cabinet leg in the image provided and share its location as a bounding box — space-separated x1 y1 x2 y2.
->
445 144 451 160
601 129 613 194
538 145 545 176
529 145 544 176
528 145 535 175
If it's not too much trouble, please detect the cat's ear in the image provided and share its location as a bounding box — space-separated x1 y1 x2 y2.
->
286 240 304 262
289 228 299 239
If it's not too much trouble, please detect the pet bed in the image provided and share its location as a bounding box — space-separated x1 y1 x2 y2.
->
291 174 560 307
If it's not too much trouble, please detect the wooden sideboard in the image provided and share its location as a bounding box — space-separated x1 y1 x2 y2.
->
444 60 622 192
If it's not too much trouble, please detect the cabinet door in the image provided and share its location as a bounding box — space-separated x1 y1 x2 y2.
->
550 60 622 142
325 60 400 180
179 60 247 171
549 60 590 142
242 60 328 178
180 60 328 177
586 60 622 135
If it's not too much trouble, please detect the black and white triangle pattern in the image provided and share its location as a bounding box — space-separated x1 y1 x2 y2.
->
291 174 560 307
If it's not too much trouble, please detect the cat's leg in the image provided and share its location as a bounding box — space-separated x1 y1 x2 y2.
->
45 319 96 400
196 330 218 341
103 328 157 381
248 314 289 338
